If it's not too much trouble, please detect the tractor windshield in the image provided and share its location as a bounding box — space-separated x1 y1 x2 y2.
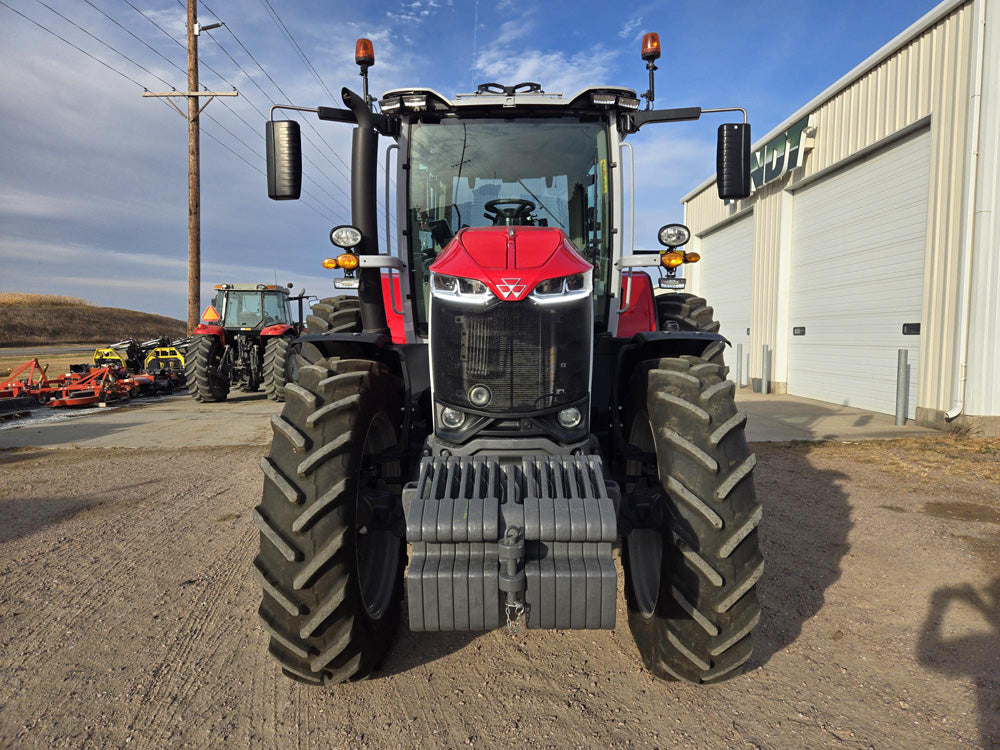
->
218 291 290 329
407 118 613 334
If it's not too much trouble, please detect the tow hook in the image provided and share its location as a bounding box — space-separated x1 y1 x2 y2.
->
498 526 526 631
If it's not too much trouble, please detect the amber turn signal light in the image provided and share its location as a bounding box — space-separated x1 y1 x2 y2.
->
336 253 360 270
641 32 661 62
684 252 701 263
322 258 338 269
355 38 374 67
661 251 685 268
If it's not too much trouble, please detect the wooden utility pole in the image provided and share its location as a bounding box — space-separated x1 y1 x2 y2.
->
186 0 200 334
143 3 234 333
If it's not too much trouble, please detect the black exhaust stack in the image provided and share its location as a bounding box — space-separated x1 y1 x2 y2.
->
342 87 389 335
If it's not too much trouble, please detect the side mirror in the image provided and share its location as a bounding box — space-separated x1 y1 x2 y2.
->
266 120 302 200
717 123 751 200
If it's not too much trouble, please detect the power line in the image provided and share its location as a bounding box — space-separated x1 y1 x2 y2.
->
1 0 343 225
216 2 392 196
31 0 173 87
183 0 391 243
82 0 186 78
118 0 353 211
257 0 336 102
0 0 144 88
102 0 350 217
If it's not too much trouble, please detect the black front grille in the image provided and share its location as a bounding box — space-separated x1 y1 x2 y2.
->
431 296 591 414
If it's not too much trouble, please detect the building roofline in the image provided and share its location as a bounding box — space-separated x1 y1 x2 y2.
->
679 0 972 203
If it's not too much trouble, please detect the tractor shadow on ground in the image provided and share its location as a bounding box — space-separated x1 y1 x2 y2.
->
0 478 162 544
745 442 853 672
376 606 484 677
916 575 1000 747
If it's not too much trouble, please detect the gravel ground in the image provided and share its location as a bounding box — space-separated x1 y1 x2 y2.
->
0 437 997 749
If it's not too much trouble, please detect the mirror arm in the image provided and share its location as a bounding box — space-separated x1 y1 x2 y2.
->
701 106 748 123
269 103 318 120
621 106 702 133
318 105 398 137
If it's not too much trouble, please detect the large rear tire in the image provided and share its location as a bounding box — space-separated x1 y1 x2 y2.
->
263 336 293 402
655 293 725 366
622 355 762 683
306 296 361 334
184 335 229 403
254 356 405 685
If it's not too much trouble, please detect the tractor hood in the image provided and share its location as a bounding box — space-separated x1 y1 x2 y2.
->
429 226 591 302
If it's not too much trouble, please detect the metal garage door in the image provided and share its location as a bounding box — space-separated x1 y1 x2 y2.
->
787 129 929 418
696 214 754 372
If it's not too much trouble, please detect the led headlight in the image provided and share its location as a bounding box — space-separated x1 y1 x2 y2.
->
657 223 691 248
330 225 362 248
530 271 592 304
430 273 494 304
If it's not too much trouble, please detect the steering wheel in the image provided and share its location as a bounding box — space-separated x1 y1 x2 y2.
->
483 198 536 226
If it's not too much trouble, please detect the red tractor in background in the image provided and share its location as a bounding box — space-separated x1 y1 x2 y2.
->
255 33 762 687
186 283 303 402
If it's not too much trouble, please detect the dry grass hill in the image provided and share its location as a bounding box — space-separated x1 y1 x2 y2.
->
0 293 186 347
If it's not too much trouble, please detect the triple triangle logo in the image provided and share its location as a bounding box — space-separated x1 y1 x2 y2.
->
495 278 526 299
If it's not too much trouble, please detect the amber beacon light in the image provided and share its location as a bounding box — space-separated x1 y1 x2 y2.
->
641 32 661 61
355 38 374 67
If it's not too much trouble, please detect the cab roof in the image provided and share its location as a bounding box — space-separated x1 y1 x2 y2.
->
378 85 639 115
214 283 290 294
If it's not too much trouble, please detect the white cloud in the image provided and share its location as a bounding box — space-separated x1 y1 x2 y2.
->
495 16 533 46
618 15 643 39
476 45 618 95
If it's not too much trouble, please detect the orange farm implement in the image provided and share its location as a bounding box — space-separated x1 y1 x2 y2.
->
0 359 178 414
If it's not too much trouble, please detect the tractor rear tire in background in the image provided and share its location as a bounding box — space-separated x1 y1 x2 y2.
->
255 356 405 685
306 295 361 335
185 335 229 403
655 293 726 366
622 355 763 683
263 336 293 402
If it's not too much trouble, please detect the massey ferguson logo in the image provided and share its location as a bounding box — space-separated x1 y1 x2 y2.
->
495 278 526 299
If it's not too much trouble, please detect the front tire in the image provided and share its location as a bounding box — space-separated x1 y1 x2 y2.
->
263 336 293 402
184 335 229 403
622 355 763 683
254 357 405 685
655 293 725 366
306 296 361 334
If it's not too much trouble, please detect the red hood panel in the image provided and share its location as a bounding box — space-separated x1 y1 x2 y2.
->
430 227 591 301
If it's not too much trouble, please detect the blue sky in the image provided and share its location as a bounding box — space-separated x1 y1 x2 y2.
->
0 0 941 318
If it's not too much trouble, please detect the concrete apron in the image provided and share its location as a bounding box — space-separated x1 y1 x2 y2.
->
737 389 937 442
0 387 937 451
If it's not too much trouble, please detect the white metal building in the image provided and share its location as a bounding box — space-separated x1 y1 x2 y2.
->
681 0 999 435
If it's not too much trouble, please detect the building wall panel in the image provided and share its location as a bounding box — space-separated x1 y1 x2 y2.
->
683 1 976 413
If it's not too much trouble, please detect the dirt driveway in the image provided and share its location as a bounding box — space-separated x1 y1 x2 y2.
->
0 436 997 749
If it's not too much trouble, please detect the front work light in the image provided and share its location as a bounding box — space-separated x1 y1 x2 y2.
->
658 223 690 247
330 225 362 248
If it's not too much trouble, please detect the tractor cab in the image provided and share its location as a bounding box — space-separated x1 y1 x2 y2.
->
208 284 293 332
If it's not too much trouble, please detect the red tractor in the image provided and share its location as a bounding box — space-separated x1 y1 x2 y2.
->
186 283 300 402
255 33 762 686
